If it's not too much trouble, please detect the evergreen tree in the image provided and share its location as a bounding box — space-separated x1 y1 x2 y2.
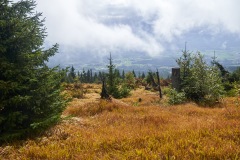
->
67 65 76 83
107 53 118 96
212 60 233 92
87 69 91 83
80 72 83 82
230 67 240 83
176 46 192 89
124 72 136 89
138 72 141 78
114 69 121 79
81 68 86 83
105 54 130 98
90 69 93 83
132 70 136 78
98 71 103 81
77 71 80 79
0 0 67 141
93 72 98 83
77 71 81 82
141 72 146 79
177 52 224 105
212 61 229 81
70 66 76 79
122 70 125 79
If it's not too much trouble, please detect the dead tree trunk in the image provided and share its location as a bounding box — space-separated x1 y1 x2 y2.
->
149 72 158 88
100 79 110 100
156 69 163 98
172 68 181 91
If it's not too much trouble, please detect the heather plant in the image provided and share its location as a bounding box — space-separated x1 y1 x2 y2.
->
1 94 240 159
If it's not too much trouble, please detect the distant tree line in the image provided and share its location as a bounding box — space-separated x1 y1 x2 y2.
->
61 53 171 99
63 66 146 84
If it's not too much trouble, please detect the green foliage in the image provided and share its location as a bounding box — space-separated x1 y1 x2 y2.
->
105 54 131 98
106 54 118 96
212 61 229 80
162 87 171 95
226 82 240 97
121 70 125 79
229 67 240 83
143 71 158 88
132 70 136 77
0 0 67 141
124 72 136 89
176 49 192 84
176 51 224 105
66 66 76 83
144 73 151 84
141 72 146 79
118 85 131 98
168 89 186 105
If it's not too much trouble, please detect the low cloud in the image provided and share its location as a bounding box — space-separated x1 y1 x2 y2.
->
12 0 240 65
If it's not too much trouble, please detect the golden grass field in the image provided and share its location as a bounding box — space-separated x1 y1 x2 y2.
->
0 84 240 159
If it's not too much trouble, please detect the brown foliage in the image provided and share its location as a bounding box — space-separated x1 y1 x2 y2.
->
1 88 240 159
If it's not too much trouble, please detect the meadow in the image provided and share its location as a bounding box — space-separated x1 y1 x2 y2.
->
0 84 239 159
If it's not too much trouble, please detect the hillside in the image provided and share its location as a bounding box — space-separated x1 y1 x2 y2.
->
0 84 240 159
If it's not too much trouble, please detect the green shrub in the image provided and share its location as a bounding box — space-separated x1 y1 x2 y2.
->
168 89 186 105
176 51 224 105
118 85 131 98
162 87 171 95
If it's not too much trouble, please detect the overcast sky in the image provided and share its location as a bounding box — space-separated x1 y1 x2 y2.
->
13 0 240 66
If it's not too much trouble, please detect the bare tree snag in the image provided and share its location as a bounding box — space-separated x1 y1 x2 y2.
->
156 69 163 98
100 79 111 100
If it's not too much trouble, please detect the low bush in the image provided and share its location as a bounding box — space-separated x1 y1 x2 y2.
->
168 89 186 105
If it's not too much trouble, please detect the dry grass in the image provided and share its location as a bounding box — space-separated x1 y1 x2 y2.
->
1 86 240 159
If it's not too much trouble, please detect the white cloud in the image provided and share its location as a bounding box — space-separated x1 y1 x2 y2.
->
151 0 240 41
34 0 165 57
12 0 240 62
221 41 227 49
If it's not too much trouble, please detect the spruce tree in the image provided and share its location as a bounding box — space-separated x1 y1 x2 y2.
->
176 52 224 105
107 53 118 95
70 66 76 79
105 54 131 98
93 72 98 83
230 67 240 83
82 68 86 83
0 0 67 141
87 69 91 83
121 70 125 79
132 70 136 78
141 72 146 79
176 46 192 90
67 65 76 83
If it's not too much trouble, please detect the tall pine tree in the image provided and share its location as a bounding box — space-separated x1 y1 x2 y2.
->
0 0 67 141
